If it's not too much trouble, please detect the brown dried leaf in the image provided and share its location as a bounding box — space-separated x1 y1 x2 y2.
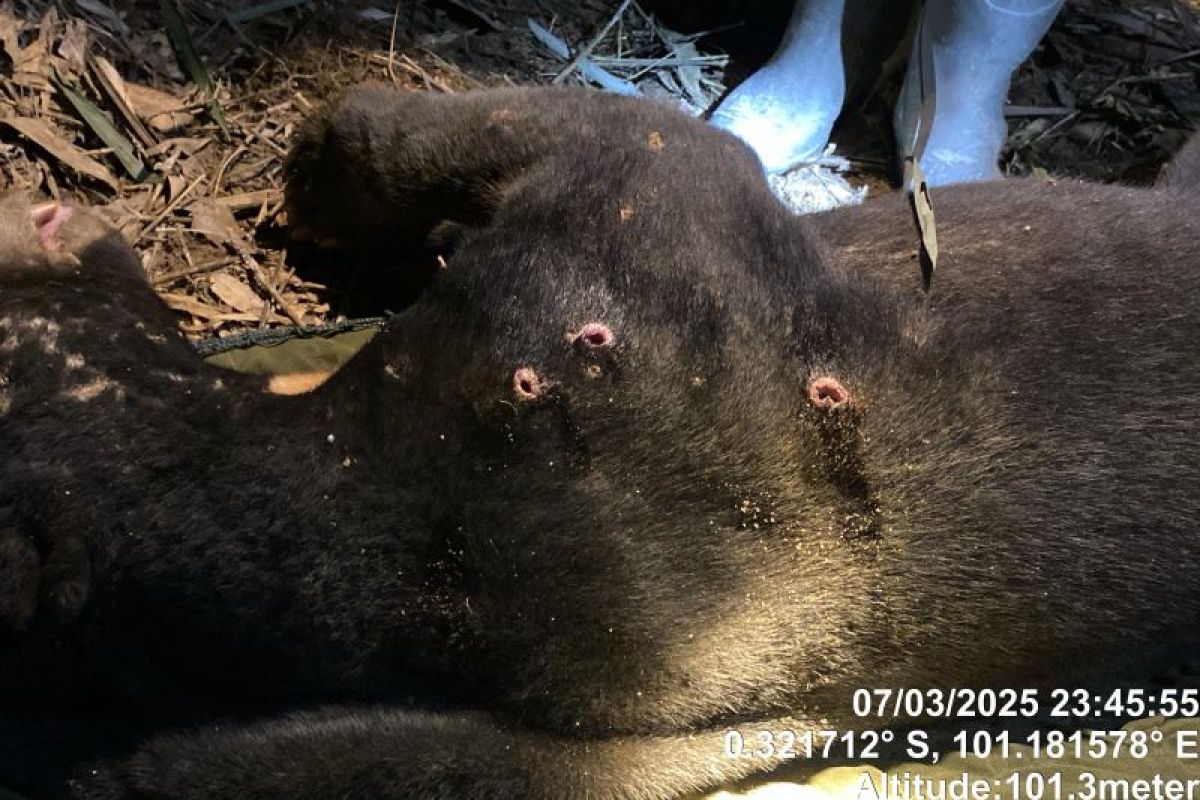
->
146 137 209 158
161 292 279 323
187 197 246 251
0 5 50 90
0 6 17 58
0 116 120 190
99 196 147 238
164 173 187 203
25 8 54 86
161 293 233 319
148 137 207 181
57 17 90 73
125 82 195 133
209 273 264 314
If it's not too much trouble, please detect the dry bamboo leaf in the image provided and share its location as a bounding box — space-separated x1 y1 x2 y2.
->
160 0 227 130
126 83 195 133
91 56 156 147
0 116 120 190
52 71 151 182
209 273 264 313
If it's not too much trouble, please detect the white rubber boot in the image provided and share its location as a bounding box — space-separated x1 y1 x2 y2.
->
709 0 847 174
895 0 1066 186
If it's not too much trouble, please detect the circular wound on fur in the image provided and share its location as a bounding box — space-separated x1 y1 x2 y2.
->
574 322 614 349
807 375 850 408
512 367 544 401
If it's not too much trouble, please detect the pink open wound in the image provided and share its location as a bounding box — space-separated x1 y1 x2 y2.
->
512 367 544 401
807 375 850 409
574 322 614 349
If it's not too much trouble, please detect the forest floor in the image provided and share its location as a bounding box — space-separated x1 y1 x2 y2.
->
0 0 1197 341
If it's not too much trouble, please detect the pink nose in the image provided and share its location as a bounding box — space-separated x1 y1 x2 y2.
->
30 202 74 252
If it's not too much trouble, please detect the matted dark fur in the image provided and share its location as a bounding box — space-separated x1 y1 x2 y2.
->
1 86 1198 799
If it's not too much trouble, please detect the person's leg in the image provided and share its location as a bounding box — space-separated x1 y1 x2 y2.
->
709 0 847 174
896 0 1065 186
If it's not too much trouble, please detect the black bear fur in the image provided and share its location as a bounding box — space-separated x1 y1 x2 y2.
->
0 86 1198 798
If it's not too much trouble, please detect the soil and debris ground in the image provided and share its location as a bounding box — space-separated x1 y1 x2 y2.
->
0 0 1197 342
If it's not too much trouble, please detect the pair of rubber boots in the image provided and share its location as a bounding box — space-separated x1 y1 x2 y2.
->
709 0 1065 186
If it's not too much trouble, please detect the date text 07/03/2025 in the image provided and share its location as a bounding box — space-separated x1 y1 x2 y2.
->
849 689 1200 720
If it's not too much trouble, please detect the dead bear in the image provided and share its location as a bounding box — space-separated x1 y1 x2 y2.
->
1 85 1199 799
